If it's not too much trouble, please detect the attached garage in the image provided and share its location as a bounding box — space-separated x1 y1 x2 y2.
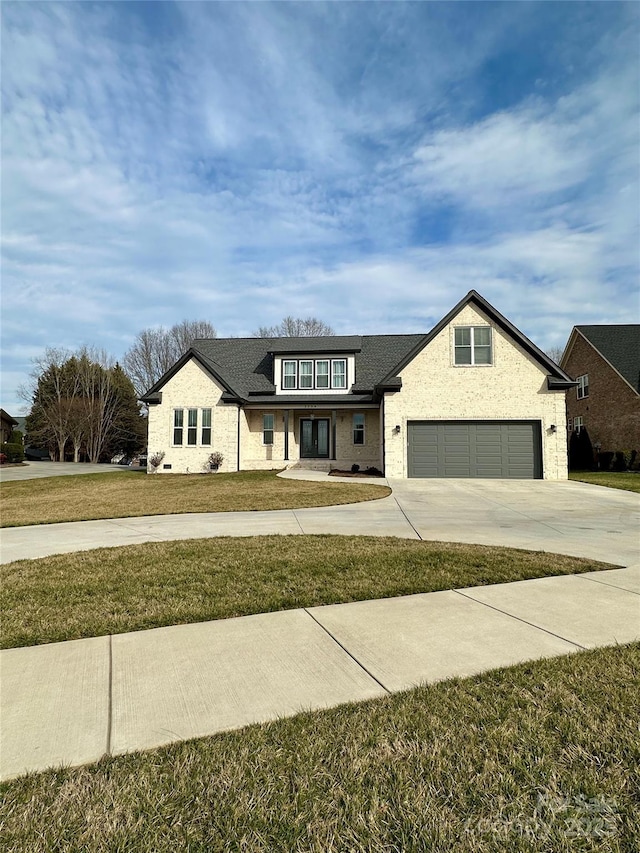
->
407 421 542 479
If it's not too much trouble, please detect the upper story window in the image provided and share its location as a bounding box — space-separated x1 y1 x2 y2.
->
454 326 492 365
577 374 589 399
280 358 348 390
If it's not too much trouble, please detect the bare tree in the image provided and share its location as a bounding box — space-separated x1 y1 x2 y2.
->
546 345 565 365
123 320 217 396
253 316 335 338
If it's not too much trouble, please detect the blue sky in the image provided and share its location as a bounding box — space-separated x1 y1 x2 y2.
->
2 1 639 412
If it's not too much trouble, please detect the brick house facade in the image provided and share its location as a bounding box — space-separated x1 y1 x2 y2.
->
143 291 576 479
561 326 640 452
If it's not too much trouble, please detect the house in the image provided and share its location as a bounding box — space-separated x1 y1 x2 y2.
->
0 409 18 444
142 291 575 479
560 325 640 452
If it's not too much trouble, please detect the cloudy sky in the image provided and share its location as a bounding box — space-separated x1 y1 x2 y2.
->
2 1 638 411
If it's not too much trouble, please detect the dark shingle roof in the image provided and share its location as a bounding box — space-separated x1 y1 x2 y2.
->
576 325 640 392
140 291 574 402
187 334 425 399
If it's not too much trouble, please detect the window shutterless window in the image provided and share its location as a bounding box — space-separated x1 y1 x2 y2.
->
187 409 198 445
173 409 184 445
574 416 584 432
332 359 346 389
299 360 313 389
315 360 329 389
353 413 365 445
454 326 492 365
283 361 297 390
201 408 212 445
577 374 589 399
263 413 274 445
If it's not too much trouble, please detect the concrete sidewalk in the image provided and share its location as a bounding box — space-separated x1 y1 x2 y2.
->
2 477 639 566
2 565 638 781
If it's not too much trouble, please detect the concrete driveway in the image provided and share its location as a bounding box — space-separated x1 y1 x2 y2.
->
1 475 638 566
0 461 134 482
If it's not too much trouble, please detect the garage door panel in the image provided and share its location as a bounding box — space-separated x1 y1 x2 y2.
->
408 421 541 479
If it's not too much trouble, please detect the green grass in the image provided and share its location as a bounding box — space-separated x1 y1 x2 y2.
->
569 471 640 493
2 643 638 852
0 469 390 527
0 536 614 649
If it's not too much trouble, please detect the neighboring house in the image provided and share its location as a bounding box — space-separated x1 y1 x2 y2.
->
0 409 18 444
560 325 640 452
142 291 575 479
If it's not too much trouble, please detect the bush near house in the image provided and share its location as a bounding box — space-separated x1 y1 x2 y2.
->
0 442 24 463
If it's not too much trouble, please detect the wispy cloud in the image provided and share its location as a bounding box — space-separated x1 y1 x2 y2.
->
1 1 638 411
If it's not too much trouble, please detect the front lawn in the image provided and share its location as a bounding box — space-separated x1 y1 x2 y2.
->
569 471 640 493
0 470 390 528
0 536 614 648
1 643 637 851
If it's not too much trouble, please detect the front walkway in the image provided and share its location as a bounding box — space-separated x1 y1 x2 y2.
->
2 564 638 781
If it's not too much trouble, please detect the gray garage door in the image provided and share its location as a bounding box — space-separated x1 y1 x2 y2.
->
407 421 542 479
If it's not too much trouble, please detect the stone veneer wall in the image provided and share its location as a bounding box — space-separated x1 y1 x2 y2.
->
563 333 640 452
383 303 569 479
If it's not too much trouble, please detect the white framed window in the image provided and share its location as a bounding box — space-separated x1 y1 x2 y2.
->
263 413 274 445
201 409 212 445
299 360 313 389
316 360 329 389
283 361 297 390
567 417 573 432
353 413 365 445
574 416 584 433
332 359 347 389
577 374 589 399
173 409 184 445
187 409 198 445
454 326 492 365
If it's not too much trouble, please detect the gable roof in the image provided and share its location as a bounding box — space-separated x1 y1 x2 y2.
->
140 290 574 403
567 325 640 393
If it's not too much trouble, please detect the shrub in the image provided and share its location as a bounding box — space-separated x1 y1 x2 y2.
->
630 450 638 470
208 451 224 470
351 463 360 474
613 451 628 472
148 451 165 470
0 442 24 463
597 451 614 472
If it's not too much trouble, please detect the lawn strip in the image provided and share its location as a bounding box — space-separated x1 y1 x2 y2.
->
1 643 638 852
569 471 640 493
0 469 390 528
0 536 614 649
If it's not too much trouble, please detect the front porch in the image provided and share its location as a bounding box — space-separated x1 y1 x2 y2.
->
239 406 382 472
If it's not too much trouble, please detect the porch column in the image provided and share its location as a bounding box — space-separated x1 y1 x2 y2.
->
284 410 290 461
331 410 337 461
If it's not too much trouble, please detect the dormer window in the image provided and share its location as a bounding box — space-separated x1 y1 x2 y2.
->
279 357 348 390
332 359 346 389
283 361 297 389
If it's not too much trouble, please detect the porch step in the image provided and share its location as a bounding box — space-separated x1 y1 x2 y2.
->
285 461 333 472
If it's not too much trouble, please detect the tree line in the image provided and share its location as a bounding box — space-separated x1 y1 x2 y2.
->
24 316 334 461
